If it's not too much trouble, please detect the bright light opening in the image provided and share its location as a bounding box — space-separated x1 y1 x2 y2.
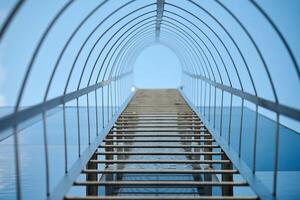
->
133 44 181 88
131 86 136 92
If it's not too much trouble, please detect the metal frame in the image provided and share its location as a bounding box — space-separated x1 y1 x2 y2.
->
65 89 258 200
0 0 299 200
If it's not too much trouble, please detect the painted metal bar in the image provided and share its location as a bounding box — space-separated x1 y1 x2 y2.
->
252 104 259 173
62 103 69 172
42 112 50 196
162 16 215 81
47 90 135 200
115 121 202 124
86 94 91 145
89 160 229 164
0 0 24 41
0 73 131 139
184 72 300 122
228 94 233 145
113 125 204 128
273 113 280 195
64 196 258 200
110 129 206 132
74 180 248 186
155 0 164 40
82 169 237 174
238 98 245 157
95 152 222 155
103 139 214 142
95 90 99 135
99 144 219 148
180 89 274 200
13 126 21 199
105 134 212 137
76 98 81 157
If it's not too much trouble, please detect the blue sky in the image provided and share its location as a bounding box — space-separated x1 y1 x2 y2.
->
0 2 300 199
134 44 181 88
0 0 299 123
0 0 298 105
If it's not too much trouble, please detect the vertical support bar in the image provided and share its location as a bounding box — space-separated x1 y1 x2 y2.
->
13 125 21 200
191 78 193 101
118 80 120 110
222 152 233 196
193 79 197 105
228 94 233 145
95 90 99 136
107 84 110 125
111 81 113 117
192 78 194 102
220 90 224 136
62 103 68 173
155 0 165 41
120 76 122 104
191 78 194 104
119 79 122 109
111 81 114 117
204 82 207 117
252 104 259 173
204 129 212 195
42 112 50 196
238 98 244 157
101 87 105 129
213 87 217 128
273 113 280 196
86 154 98 196
193 121 202 195
114 79 117 114
105 131 113 195
86 94 91 145
116 121 123 192
196 79 199 109
208 84 211 122
76 98 81 157
193 79 197 104
200 79 203 114
120 79 122 106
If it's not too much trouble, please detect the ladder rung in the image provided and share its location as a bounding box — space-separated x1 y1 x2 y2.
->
103 139 215 142
122 115 197 117
125 106 191 108
125 107 190 108
126 108 188 109
95 152 223 155
120 114 196 117
125 109 190 110
126 105 188 107
113 125 204 128
106 134 212 137
122 112 194 115
117 118 200 121
115 121 203 125
111 129 207 132
122 111 195 115
82 169 238 174
74 180 248 186
99 144 219 148
89 159 230 164
124 108 191 109
65 196 258 200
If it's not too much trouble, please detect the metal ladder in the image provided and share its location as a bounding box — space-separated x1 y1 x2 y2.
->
65 89 258 200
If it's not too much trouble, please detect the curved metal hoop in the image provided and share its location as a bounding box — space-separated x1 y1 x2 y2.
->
0 1 299 200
